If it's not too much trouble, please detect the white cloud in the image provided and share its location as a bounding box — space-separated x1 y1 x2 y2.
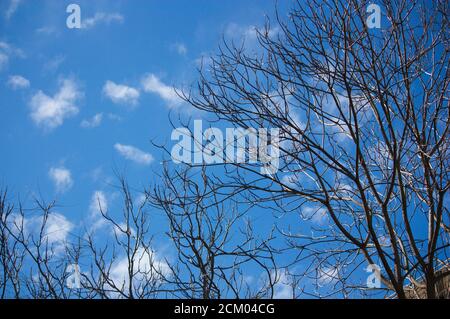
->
0 52 8 70
43 55 65 72
114 143 153 165
301 206 328 225
289 111 306 131
109 247 169 296
225 23 280 43
107 113 122 121
194 53 212 68
42 213 74 245
89 166 106 183
135 193 147 206
171 42 187 55
89 191 108 217
81 113 103 128
225 23 258 41
49 166 74 193
273 270 294 299
112 222 136 238
5 0 21 20
7 74 29 89
88 190 108 232
335 183 354 198
281 174 299 189
0 41 24 56
29 78 82 130
103 80 139 106
82 12 124 29
317 266 340 286
141 74 182 107
11 212 74 251
0 41 24 71
35 26 59 36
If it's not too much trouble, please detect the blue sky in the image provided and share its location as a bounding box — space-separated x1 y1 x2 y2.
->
0 0 283 219
0 0 310 298
2 0 410 298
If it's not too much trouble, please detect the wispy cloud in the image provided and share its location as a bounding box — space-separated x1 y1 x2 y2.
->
273 269 294 299
0 52 8 70
281 174 300 189
89 191 107 216
49 166 74 193
224 23 280 54
29 78 82 130
317 266 340 286
5 0 21 20
114 143 153 165
225 23 280 41
43 55 65 72
81 113 103 128
40 213 73 245
35 26 59 36
171 42 187 55
108 247 169 295
194 53 212 68
12 212 74 253
0 41 23 55
88 190 108 232
37 214 72 254
141 74 182 107
103 80 139 106
7 74 30 89
225 23 258 40
82 12 124 29
301 206 329 225
0 41 24 71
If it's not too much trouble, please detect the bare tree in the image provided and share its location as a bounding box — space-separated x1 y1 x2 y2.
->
0 189 25 298
0 174 281 299
149 164 280 299
75 176 168 299
0 190 74 298
1 0 448 300
0 181 167 299
177 0 450 298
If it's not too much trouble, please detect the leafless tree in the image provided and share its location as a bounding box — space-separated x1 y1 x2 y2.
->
0 189 24 298
0 182 166 299
149 164 280 299
73 176 169 299
1 0 448 300
0 174 281 299
176 0 450 298
0 190 74 298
